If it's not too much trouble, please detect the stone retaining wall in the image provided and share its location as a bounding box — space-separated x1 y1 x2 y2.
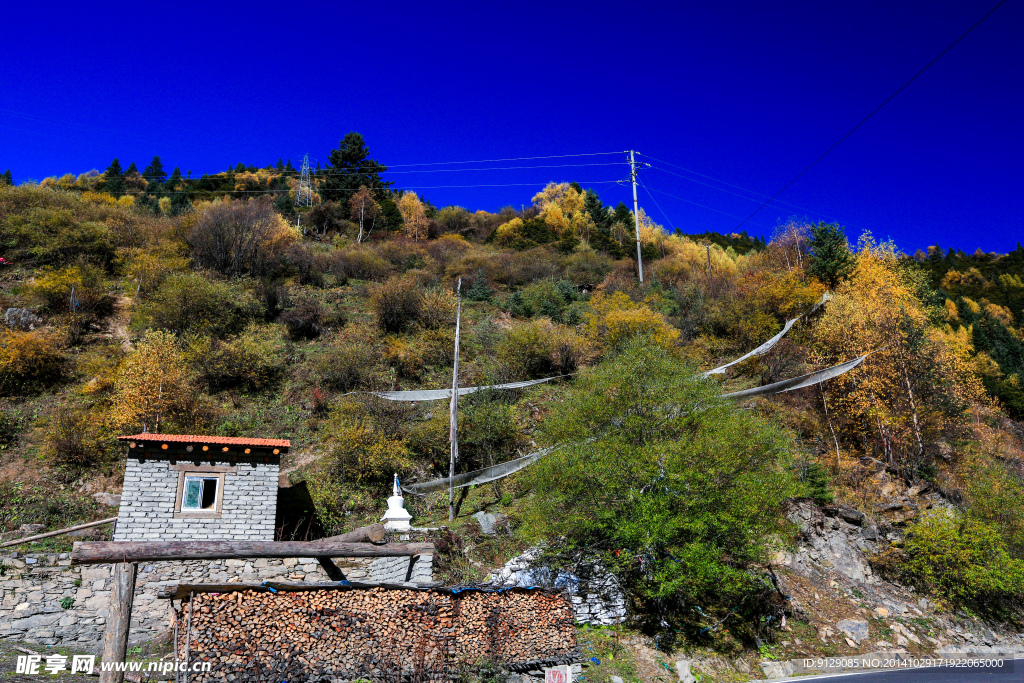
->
0 552 433 651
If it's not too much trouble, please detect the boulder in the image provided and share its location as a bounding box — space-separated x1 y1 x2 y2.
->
674 660 696 683
92 492 121 507
4 307 42 331
472 511 505 535
837 618 870 644
18 523 46 535
760 660 796 679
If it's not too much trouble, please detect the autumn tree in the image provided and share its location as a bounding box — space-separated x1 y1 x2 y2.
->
349 186 383 243
812 239 985 472
808 222 854 288
108 330 206 433
397 191 428 241
188 197 297 277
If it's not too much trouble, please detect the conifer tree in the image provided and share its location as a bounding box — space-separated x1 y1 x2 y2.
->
285 159 296 173
234 162 246 174
104 158 125 197
166 167 183 191
808 222 854 288
126 161 139 175
583 190 611 233
1 170 12 186
143 156 167 184
275 158 284 171
319 132 392 206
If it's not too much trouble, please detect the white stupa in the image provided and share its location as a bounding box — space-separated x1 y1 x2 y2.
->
381 473 412 531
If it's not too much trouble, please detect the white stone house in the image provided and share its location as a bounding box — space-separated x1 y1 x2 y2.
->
113 433 289 541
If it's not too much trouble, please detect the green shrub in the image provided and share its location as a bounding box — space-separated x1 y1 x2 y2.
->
135 272 264 337
515 338 800 632
497 319 592 379
2 207 115 266
564 245 613 286
877 512 1024 613
315 328 378 392
185 323 285 391
0 330 67 395
963 457 1024 557
0 410 20 449
370 275 423 333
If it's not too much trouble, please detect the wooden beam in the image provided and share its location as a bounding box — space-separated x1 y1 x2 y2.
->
71 541 434 565
0 517 117 548
316 523 387 544
100 562 137 683
156 580 444 600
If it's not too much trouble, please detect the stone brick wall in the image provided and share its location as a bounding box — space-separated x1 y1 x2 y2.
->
0 552 433 652
115 458 279 541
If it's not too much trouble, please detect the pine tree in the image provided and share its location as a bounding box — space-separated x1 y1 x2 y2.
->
583 190 611 233
613 202 632 228
143 156 167 184
126 161 139 175
285 159 296 173
104 158 126 197
319 131 392 205
1 170 12 186
275 158 285 171
234 162 246 174
166 167 183 191
808 222 854 288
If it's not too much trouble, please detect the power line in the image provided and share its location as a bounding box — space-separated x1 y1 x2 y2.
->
730 0 1010 232
110 179 627 195
637 179 676 231
95 161 622 181
643 184 773 229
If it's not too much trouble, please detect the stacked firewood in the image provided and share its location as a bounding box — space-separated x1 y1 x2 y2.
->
176 587 576 682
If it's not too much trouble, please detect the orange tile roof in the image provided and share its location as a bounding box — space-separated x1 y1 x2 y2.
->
118 434 291 449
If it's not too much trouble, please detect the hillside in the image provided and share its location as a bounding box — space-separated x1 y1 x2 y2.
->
2 143 1024 677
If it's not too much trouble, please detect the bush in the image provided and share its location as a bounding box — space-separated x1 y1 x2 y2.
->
45 405 105 467
0 410 20 449
189 197 296 277
186 324 285 391
0 330 67 395
280 300 328 341
135 272 264 337
330 245 393 281
2 207 115 266
497 319 592 379
307 420 411 532
370 275 423 334
283 242 331 286
315 328 378 392
584 291 681 353
563 245 613 286
28 264 112 314
515 338 799 631
418 287 458 330
514 279 579 321
876 513 1024 613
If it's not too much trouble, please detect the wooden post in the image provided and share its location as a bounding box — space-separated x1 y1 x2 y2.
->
100 562 137 683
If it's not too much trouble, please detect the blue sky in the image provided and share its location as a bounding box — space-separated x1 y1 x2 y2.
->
2 0 1021 252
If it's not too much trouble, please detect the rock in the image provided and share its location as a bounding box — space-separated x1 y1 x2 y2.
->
838 508 866 526
837 618 870 644
861 525 879 541
760 660 796 679
472 511 505 535
731 658 750 673
610 678 624 683
674 660 696 683
874 607 889 618
92 492 121 507
5 307 42 331
18 523 46 535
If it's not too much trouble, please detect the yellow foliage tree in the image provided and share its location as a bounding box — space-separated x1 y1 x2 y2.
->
813 245 985 468
584 291 680 353
397 191 428 241
107 330 205 433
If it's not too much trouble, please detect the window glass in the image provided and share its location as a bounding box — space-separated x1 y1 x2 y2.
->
182 476 219 510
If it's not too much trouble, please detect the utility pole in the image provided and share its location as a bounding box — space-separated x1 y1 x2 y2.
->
448 277 462 522
629 150 644 284
296 153 313 233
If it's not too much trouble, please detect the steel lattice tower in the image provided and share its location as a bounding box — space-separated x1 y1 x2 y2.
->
295 154 313 208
